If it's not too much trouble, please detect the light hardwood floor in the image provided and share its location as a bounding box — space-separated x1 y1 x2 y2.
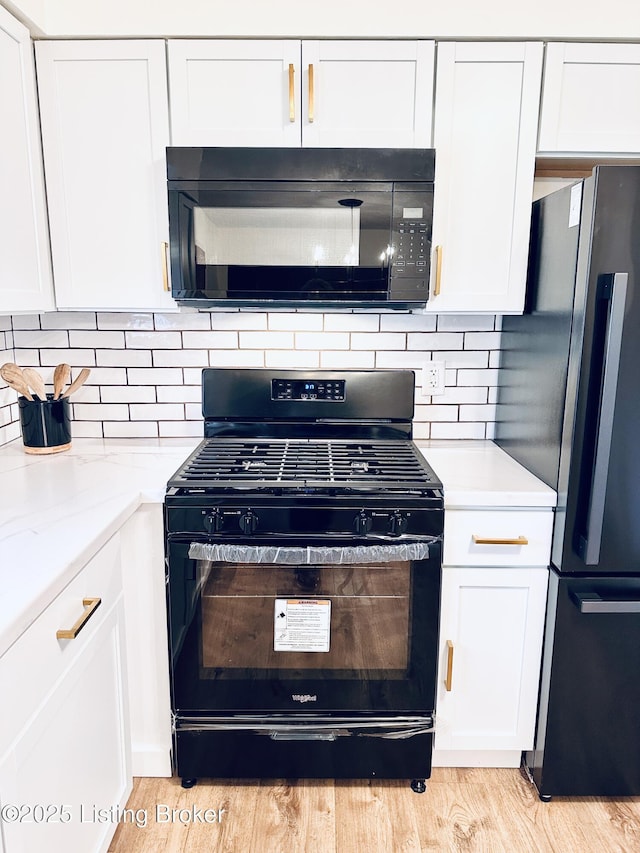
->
107 768 640 852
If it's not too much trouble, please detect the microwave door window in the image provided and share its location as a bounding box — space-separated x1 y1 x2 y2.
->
186 190 392 302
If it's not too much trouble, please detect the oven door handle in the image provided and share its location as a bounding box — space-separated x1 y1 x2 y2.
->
269 730 341 741
187 539 439 564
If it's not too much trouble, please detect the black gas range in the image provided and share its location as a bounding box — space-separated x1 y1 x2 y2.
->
164 369 443 793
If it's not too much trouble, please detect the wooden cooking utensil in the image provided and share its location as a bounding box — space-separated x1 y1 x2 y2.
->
0 363 33 401
61 367 91 398
52 363 71 400
22 367 47 401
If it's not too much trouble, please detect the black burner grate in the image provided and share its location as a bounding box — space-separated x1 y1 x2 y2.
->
169 438 437 492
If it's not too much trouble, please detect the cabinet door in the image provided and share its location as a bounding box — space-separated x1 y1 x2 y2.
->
0 599 131 853
301 41 434 148
428 42 543 314
168 39 301 146
0 7 54 314
435 567 548 753
538 43 640 154
35 40 174 311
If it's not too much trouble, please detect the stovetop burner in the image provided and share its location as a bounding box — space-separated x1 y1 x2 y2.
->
168 437 438 494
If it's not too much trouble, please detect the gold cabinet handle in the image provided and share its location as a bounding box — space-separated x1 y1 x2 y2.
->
161 241 170 292
433 245 443 297
288 63 295 122
56 597 102 640
472 535 529 546
308 63 315 123
444 640 454 691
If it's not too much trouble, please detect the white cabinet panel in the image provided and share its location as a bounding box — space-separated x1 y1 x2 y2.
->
443 508 553 568
168 40 301 147
301 41 434 148
539 43 640 154
0 534 131 853
36 41 174 311
168 39 434 149
435 567 548 755
0 6 54 314
428 42 543 314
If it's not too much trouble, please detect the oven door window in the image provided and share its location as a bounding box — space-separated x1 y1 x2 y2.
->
167 540 441 713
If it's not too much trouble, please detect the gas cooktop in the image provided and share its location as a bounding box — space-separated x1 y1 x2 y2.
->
167 437 440 495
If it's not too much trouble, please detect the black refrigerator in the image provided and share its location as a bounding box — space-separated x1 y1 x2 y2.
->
495 165 640 800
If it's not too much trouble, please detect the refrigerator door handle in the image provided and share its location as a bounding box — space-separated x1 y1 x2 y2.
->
578 272 628 566
570 590 640 614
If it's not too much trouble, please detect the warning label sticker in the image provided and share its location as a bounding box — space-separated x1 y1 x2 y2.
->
274 598 331 653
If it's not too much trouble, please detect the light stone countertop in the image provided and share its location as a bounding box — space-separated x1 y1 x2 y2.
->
0 437 555 658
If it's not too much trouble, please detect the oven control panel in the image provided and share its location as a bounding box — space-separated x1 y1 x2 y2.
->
272 378 345 401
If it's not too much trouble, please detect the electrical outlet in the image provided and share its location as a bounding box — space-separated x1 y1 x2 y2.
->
421 360 445 396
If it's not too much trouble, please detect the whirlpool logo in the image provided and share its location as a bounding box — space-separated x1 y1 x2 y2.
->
292 694 317 703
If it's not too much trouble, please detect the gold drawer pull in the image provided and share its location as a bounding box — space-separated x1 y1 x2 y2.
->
308 63 315 123
444 640 454 691
161 241 169 292
472 535 529 546
56 597 102 640
288 63 295 122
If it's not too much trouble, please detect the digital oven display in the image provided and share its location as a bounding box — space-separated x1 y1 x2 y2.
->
272 379 346 401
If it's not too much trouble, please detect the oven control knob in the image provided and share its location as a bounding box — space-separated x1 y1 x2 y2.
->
354 510 373 535
204 509 224 533
239 509 258 535
389 512 408 536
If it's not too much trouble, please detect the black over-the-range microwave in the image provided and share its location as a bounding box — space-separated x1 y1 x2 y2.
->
166 147 435 309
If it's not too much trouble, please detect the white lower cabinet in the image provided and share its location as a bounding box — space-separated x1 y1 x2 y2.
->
0 534 131 853
433 566 548 767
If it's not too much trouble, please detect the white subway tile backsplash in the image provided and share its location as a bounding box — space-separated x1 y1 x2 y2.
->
40 349 97 367
71 421 104 438
209 312 267 330
96 349 151 367
437 315 496 332
157 386 201 403
351 332 405 350
98 312 155 330
70 330 125 349
295 332 349 350
380 314 437 332
208 350 265 367
407 332 463 350
320 351 375 368
265 350 320 368
153 349 209 367
324 314 379 332
41 312 97 330
129 403 185 421
154 312 212 330
101 386 156 403
13 329 69 349
1 308 504 448
240 331 294 349
74 403 130 421
269 313 323 331
183 331 238 349
103 421 159 438
126 330 182 349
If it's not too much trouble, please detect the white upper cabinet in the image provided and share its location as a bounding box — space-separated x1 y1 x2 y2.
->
427 42 543 314
168 39 434 148
36 41 175 311
0 6 54 314
538 43 640 154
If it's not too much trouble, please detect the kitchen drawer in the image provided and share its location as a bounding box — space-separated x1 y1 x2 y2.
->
443 509 553 567
0 533 122 758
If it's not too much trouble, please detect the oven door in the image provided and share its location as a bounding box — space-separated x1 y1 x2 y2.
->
166 535 441 716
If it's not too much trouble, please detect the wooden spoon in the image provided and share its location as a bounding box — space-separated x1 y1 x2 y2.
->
22 367 47 401
0 363 33 401
53 363 71 400
61 367 91 398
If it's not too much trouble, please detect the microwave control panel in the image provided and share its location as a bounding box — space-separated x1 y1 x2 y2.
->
394 219 429 278
390 186 433 299
272 379 346 401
